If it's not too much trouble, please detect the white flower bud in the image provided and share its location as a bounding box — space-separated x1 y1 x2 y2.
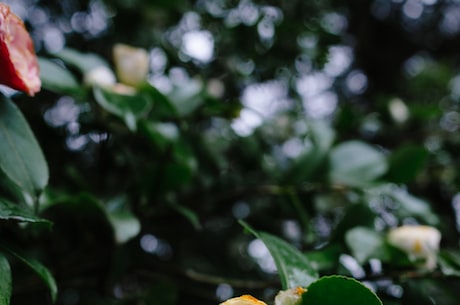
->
84 66 116 88
113 43 149 87
274 287 306 305
387 225 441 270
220 295 267 305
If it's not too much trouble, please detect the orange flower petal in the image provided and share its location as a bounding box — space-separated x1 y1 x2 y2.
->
220 295 268 305
0 4 40 96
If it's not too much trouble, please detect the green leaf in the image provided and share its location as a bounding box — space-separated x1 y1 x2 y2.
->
301 275 383 305
284 120 335 183
240 221 318 289
374 184 439 225
386 144 428 183
345 227 387 264
329 141 387 187
439 250 460 277
6 249 57 303
93 87 153 131
38 58 82 96
402 278 458 305
54 47 110 73
105 196 141 244
168 201 201 230
0 96 49 198
167 79 204 117
0 253 11 305
332 203 376 242
0 197 51 225
139 83 178 119
139 122 180 151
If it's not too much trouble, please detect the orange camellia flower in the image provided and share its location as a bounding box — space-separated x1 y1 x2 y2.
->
0 4 40 96
220 295 268 305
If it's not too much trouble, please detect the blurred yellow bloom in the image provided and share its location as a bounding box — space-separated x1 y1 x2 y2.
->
113 43 149 87
387 225 441 270
220 295 267 305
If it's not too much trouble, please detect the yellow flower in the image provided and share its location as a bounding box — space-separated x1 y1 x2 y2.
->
113 43 149 87
220 295 267 305
387 225 441 270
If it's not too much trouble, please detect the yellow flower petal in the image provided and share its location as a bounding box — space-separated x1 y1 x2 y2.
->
220 295 268 305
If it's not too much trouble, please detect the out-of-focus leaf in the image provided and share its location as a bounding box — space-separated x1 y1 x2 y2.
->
140 83 178 119
161 141 197 190
345 227 387 264
439 250 460 277
240 221 318 289
144 281 177 305
168 201 201 230
329 141 387 187
6 248 57 303
38 58 82 96
139 122 180 151
93 87 152 131
0 253 11 305
332 203 376 242
386 144 429 183
373 184 439 225
0 96 49 198
106 196 141 244
304 244 342 273
0 197 51 225
167 79 204 117
301 275 383 305
402 279 458 305
54 48 110 73
283 120 335 183
201 96 242 119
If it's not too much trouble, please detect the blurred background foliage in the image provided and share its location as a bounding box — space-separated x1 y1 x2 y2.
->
3 0 460 304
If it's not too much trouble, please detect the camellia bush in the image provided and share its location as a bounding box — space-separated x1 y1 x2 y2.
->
2 1 460 305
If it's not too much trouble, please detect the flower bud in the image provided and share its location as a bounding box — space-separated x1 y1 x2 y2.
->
387 225 441 270
0 4 40 96
113 43 149 87
274 287 306 305
220 295 267 305
84 66 116 88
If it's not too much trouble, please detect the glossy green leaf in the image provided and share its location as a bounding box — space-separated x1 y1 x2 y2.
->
301 275 383 305
6 249 57 303
329 141 387 187
240 221 318 289
0 253 11 305
105 196 141 244
345 227 387 264
54 47 110 73
93 87 152 131
38 58 82 96
0 197 51 225
0 96 49 198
